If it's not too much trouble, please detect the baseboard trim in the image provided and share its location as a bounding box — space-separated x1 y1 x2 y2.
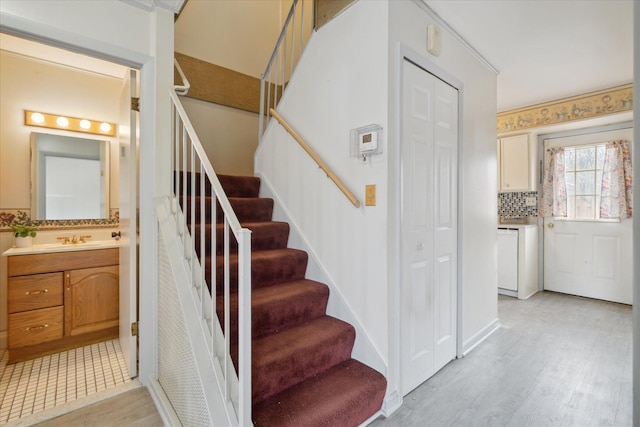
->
146 378 182 427
462 318 501 356
381 390 402 417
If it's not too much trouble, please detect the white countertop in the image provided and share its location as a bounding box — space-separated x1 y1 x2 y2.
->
3 240 119 256
497 223 538 229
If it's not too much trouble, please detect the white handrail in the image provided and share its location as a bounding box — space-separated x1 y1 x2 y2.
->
174 57 190 96
169 88 252 425
270 108 361 208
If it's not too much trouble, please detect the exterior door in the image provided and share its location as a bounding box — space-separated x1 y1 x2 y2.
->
118 69 139 377
401 60 458 395
543 127 632 305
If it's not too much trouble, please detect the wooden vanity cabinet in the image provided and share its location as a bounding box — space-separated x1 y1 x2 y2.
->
66 265 119 336
7 248 119 363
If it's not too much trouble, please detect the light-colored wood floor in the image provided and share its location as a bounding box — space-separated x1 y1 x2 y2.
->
372 291 632 427
33 387 163 427
30 291 631 427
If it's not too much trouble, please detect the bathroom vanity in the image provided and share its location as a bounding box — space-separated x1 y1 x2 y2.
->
5 244 119 363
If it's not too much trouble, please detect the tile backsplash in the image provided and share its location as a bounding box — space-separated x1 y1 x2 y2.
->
498 191 539 218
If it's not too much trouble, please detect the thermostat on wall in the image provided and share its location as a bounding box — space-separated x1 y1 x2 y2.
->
351 124 383 162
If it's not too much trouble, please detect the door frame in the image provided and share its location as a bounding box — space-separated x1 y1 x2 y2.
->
0 14 158 384
391 44 464 397
536 120 634 295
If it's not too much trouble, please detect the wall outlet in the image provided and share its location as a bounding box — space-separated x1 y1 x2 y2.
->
525 197 537 207
365 184 376 206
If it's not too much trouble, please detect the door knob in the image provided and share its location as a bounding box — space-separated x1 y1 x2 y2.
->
547 223 554 229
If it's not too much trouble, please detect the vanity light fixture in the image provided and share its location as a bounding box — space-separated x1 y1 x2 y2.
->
24 110 116 137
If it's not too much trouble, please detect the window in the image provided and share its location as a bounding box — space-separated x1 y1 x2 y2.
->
563 143 606 220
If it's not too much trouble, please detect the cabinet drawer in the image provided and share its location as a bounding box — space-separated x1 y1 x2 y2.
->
8 273 64 313
9 306 64 348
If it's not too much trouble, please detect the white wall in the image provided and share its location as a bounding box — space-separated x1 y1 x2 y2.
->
256 0 390 368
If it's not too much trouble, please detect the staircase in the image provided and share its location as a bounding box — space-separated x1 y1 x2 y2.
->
180 172 386 426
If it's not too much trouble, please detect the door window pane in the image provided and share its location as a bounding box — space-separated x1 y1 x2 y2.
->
576 147 595 170
565 148 575 171
576 171 595 195
565 172 575 196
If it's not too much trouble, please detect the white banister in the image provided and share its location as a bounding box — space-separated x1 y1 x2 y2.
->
259 0 312 138
169 88 252 426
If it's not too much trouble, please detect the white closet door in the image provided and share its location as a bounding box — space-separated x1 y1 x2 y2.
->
401 60 458 395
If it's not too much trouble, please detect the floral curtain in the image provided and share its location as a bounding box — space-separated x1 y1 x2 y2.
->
540 147 567 217
600 140 633 219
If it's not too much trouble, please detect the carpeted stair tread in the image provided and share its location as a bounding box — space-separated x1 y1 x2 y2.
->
253 358 387 427
182 196 274 224
192 221 289 256
218 279 329 340
207 248 308 291
218 174 261 198
251 280 329 337
175 173 260 198
252 316 355 404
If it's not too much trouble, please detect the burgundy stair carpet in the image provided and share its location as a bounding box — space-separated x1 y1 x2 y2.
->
178 173 386 426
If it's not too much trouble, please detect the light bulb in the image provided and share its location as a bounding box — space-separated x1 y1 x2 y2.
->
79 119 92 130
99 122 112 133
30 112 45 124
56 116 69 127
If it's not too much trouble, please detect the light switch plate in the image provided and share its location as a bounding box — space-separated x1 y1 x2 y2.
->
365 184 376 206
525 197 537 207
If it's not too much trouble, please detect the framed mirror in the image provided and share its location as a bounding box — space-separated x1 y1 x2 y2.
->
30 132 110 220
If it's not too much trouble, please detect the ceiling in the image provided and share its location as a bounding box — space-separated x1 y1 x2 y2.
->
425 0 634 112
2 0 632 114
0 33 128 80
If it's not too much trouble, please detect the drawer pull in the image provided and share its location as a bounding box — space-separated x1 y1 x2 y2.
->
25 289 49 295
25 324 49 331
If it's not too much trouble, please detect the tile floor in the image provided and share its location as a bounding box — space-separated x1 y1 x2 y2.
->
0 339 131 424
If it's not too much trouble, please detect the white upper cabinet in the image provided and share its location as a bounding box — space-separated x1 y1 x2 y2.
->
498 134 536 192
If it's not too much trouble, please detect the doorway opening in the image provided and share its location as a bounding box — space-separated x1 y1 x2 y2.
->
0 33 140 423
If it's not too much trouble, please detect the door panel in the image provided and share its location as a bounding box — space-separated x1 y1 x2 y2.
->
592 235 618 280
435 143 453 228
118 69 138 377
401 60 458 396
409 261 432 359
